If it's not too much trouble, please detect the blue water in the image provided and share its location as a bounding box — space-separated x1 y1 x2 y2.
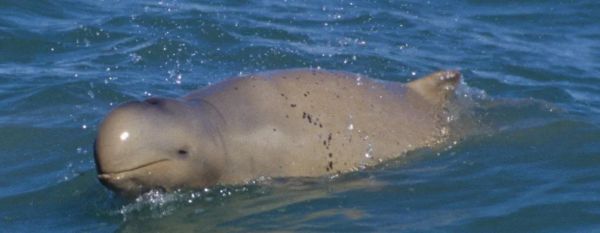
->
1 0 599 232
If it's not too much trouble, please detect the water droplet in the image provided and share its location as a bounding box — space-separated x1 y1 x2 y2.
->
440 127 449 136
129 53 142 63
120 132 130 141
364 143 374 159
356 76 363 86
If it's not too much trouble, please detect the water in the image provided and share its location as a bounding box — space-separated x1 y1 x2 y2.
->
1 0 599 232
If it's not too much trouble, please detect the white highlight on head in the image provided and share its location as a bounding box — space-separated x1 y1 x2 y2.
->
120 131 130 141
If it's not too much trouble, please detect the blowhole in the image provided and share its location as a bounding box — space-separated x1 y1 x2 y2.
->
145 98 161 105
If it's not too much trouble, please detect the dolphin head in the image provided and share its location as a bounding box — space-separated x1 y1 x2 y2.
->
94 97 227 197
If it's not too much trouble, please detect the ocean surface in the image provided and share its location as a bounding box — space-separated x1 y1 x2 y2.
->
1 0 599 232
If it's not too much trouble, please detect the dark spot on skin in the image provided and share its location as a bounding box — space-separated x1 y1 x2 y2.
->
328 161 333 169
282 76 287 79
234 87 239 90
321 133 332 149
273 128 277 132
302 112 306 119
329 153 333 158
336 95 340 98
286 114 289 118
290 104 296 108
307 115 312 123
326 167 330 172
319 123 323 128
304 93 307 97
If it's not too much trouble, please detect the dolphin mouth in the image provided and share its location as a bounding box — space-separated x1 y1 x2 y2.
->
97 159 170 180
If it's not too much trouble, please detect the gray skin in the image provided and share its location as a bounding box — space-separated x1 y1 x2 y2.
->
94 69 461 197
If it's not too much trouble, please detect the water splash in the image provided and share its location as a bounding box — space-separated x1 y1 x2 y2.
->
364 143 373 159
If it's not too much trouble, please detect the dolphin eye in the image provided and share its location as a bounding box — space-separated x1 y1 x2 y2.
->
177 149 189 159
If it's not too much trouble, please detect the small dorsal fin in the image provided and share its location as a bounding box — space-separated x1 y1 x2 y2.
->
407 70 461 106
